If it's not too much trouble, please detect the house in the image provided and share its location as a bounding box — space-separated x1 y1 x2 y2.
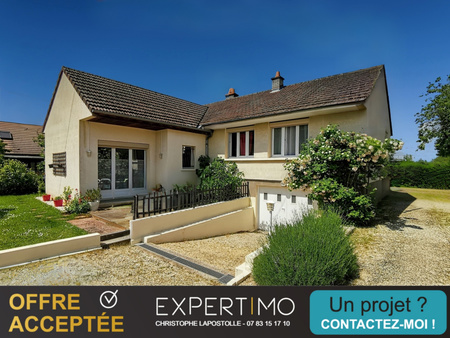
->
43 65 392 228
0 121 43 171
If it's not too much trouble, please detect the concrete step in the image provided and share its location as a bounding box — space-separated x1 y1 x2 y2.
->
101 234 130 247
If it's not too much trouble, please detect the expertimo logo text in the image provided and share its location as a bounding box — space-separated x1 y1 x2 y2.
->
155 297 295 317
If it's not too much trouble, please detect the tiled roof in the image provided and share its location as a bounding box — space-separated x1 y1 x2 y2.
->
201 65 384 125
62 67 208 129
0 121 42 156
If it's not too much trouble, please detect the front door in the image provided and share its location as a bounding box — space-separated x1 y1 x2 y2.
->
98 147 147 199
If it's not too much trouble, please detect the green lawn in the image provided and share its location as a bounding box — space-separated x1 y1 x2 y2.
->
0 194 87 250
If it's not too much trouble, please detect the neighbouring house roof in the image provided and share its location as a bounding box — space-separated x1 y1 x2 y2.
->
201 65 386 125
45 67 209 132
0 121 43 158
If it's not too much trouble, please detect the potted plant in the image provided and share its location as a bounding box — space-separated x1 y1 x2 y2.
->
84 188 102 211
53 196 64 207
62 186 72 205
42 194 51 201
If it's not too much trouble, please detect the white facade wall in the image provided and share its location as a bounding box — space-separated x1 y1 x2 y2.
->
154 129 206 190
44 74 92 197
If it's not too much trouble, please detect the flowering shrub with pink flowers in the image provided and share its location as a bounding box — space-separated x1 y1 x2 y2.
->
283 125 403 225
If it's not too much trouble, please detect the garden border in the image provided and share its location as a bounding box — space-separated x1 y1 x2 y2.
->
0 233 101 269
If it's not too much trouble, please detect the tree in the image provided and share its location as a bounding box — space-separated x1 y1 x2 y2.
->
283 125 403 225
0 140 7 165
415 75 450 157
33 132 45 173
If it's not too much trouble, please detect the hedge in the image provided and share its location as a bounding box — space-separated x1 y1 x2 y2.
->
389 157 450 189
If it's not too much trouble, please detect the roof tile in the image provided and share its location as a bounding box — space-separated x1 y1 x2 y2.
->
202 65 384 125
62 67 208 129
0 121 42 156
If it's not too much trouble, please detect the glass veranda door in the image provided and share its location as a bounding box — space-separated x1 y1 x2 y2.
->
98 147 146 199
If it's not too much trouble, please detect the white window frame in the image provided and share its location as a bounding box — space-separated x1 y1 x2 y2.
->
228 130 254 158
98 147 147 199
272 124 308 157
182 145 195 169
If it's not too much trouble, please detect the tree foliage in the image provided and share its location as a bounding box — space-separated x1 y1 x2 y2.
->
283 125 403 225
0 140 7 165
415 75 450 157
33 132 45 173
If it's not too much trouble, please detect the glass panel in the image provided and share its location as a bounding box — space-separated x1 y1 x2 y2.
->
115 148 129 189
285 126 296 155
249 130 254 156
230 133 237 157
132 149 145 188
98 147 112 190
239 132 246 156
299 125 308 152
182 146 194 168
273 128 282 155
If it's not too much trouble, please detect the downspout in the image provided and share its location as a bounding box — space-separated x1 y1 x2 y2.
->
205 129 213 157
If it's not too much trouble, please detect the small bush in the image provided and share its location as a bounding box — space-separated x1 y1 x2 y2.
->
0 159 40 195
65 197 90 214
252 209 358 286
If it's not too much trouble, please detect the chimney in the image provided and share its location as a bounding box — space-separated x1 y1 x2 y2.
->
271 71 284 92
225 88 239 99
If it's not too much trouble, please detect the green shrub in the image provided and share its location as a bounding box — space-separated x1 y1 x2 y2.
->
65 197 90 214
64 190 90 214
389 157 450 189
0 159 40 195
198 157 244 191
252 209 358 286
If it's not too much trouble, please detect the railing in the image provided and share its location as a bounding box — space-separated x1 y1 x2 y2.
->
133 182 249 219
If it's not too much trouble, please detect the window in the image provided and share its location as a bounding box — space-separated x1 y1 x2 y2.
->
98 147 146 192
229 130 254 157
132 149 145 188
272 125 308 157
292 195 296 203
182 146 195 169
52 152 66 176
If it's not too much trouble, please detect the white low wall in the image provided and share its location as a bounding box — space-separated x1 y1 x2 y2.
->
145 207 254 244
130 197 254 244
0 234 101 269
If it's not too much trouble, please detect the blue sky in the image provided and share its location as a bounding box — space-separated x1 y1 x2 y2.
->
1 0 449 161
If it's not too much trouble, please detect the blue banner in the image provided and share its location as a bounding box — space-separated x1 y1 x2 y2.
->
310 290 447 335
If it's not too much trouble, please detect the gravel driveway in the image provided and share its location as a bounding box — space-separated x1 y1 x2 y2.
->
351 187 450 286
0 232 265 286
